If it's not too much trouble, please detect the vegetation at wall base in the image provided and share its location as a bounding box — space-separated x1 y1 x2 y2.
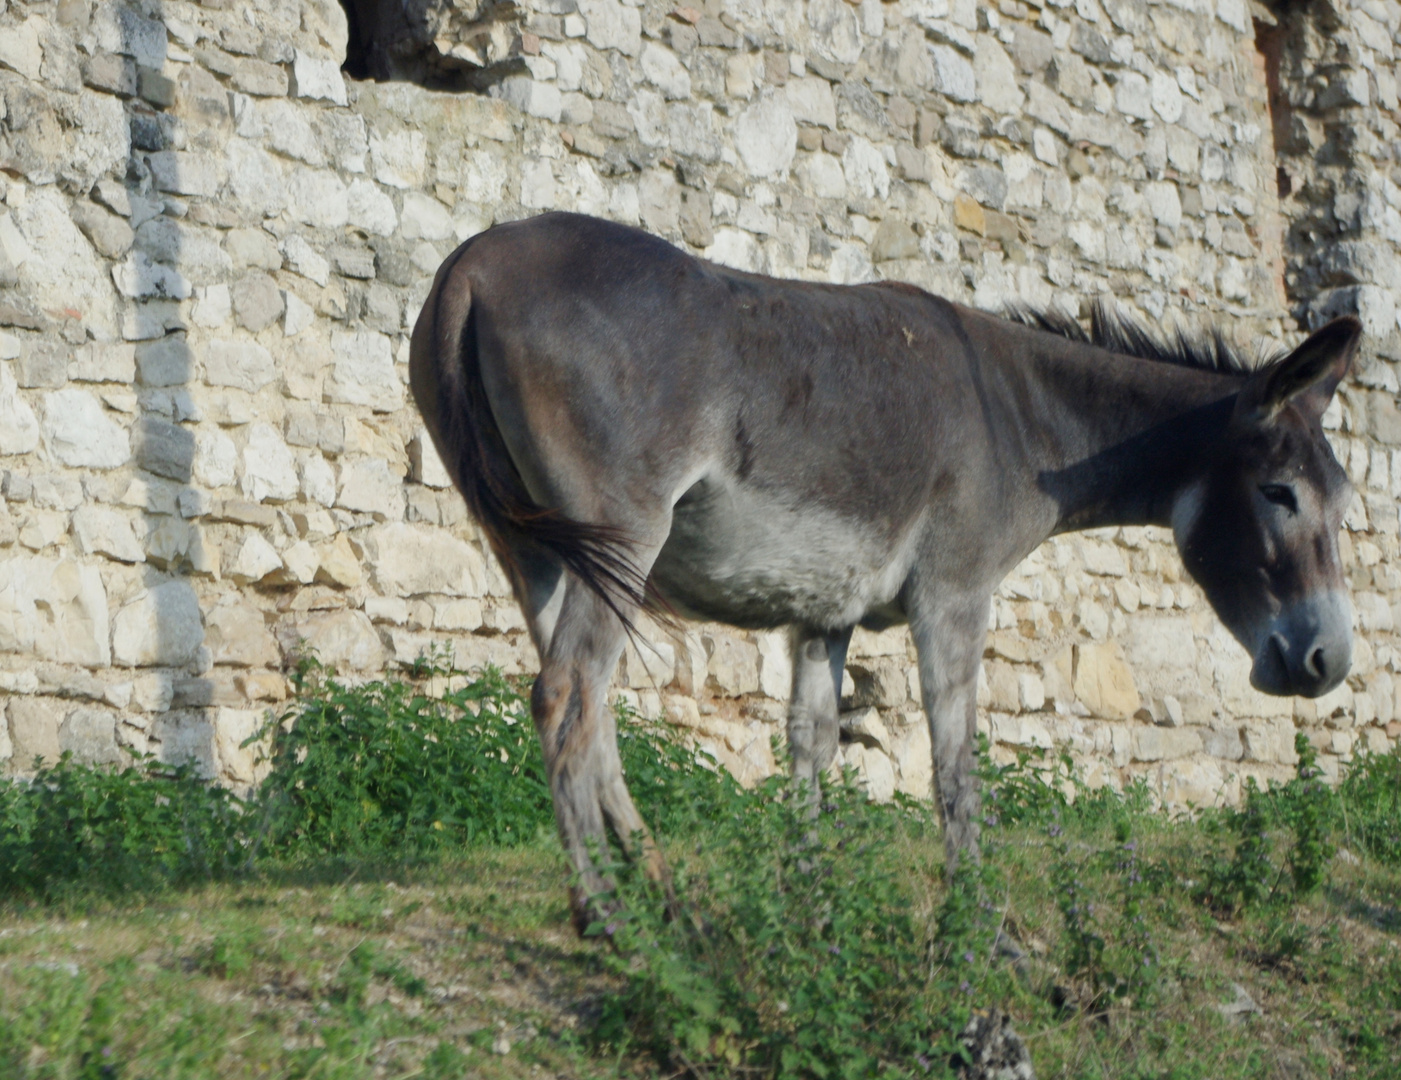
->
0 662 1398 1078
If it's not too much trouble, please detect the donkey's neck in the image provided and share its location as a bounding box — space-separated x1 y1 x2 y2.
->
1010 337 1245 534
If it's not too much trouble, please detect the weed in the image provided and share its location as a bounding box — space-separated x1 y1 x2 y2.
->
592 775 956 1078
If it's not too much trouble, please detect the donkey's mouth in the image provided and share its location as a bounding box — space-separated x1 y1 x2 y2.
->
1250 602 1352 699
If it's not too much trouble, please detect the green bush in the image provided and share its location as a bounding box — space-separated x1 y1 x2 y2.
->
256 660 554 857
591 777 964 1078
1338 742 1401 866
0 658 755 897
0 752 247 898
257 658 748 859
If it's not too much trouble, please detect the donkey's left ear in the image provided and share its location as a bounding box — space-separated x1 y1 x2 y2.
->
1237 316 1361 425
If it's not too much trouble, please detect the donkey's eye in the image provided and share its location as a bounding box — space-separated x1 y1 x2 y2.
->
1259 484 1298 513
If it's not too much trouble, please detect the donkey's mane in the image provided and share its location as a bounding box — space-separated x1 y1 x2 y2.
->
1006 299 1288 376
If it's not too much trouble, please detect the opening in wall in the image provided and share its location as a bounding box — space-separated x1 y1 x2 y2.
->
1252 4 1294 198
335 0 525 91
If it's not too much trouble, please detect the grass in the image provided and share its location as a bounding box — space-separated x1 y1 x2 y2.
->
0 661 1398 1078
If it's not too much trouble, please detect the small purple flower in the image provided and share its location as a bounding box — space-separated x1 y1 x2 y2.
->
916 1053 932 1072
604 920 620 936
963 950 975 964
829 944 841 956
960 980 972 994
1048 823 1063 838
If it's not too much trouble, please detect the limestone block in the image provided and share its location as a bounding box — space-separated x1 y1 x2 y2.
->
431 598 482 631
410 429 453 488
136 418 195 482
1241 718 1299 765
111 580 204 667
0 555 111 667
153 711 217 777
786 77 836 128
291 50 347 105
0 362 40 455
842 136 890 201
1131 725 1202 762
209 707 269 787
314 533 364 588
974 36 1024 113
363 523 485 597
887 714 932 798
347 179 398 235
1018 672 1045 711
193 428 237 489
401 193 454 243
337 458 407 521
7 698 62 771
135 338 192 387
501 76 563 122
622 636 677 688
281 235 330 287
60 707 122 766
299 452 337 506
579 0 643 55
71 202 134 260
206 602 279 667
326 330 405 411
756 630 791 700
641 43 691 100
1073 641 1140 720
147 151 225 198
12 189 118 338
279 609 384 671
991 712 1053 748
205 341 277 392
807 0 863 65
735 91 797 178
230 533 283 583
0 16 44 79
41 388 129 469
231 273 285 333
840 742 897 802
986 660 1020 712
369 128 428 190
226 140 287 218
703 631 760 696
241 422 299 503
71 505 144 564
286 168 349 229
931 45 976 103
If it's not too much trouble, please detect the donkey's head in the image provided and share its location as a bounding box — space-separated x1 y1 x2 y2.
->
1172 317 1361 698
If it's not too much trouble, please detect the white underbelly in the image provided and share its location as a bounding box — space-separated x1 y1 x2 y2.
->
651 480 915 629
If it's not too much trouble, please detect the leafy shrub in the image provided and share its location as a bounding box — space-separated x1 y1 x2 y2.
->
591 776 962 1078
0 752 246 898
256 661 554 857
1338 742 1401 866
258 658 747 859
1201 734 1341 912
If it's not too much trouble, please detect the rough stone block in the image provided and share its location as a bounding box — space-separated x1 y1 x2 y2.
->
112 580 204 667
1073 641 1141 720
7 698 63 771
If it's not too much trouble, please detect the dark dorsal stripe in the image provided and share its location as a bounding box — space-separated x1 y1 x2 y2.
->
1006 298 1289 376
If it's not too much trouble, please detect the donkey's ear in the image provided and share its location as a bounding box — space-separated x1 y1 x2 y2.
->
1236 317 1361 425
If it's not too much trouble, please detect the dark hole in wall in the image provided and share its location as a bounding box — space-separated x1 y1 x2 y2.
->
1253 12 1293 197
335 0 524 91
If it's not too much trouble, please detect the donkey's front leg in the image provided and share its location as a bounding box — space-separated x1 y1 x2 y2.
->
786 626 853 800
910 594 991 867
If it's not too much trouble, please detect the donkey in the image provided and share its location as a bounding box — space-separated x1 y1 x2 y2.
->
410 212 1359 931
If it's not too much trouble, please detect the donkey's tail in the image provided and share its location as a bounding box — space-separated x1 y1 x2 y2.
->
415 244 651 632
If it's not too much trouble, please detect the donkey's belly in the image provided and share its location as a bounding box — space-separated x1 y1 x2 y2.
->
650 480 913 630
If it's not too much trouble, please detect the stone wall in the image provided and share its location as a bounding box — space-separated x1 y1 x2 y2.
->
0 0 1398 805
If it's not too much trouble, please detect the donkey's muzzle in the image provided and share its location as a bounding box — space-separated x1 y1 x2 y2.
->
1250 592 1353 698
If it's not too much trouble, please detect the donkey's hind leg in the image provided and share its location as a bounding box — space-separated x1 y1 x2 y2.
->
509 549 669 934
787 626 853 800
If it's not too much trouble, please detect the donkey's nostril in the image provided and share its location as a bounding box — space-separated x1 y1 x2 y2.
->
1305 646 1326 682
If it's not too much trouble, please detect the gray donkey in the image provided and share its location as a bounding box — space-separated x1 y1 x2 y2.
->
410 212 1359 931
